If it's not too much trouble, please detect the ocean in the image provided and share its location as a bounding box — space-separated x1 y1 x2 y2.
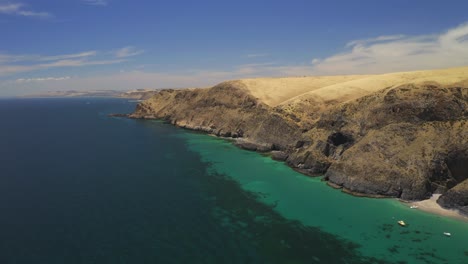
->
1 98 467 264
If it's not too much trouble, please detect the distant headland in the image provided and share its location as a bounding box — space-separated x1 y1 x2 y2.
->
22 89 159 100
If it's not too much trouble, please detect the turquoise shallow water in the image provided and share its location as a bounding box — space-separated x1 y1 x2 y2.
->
181 133 468 264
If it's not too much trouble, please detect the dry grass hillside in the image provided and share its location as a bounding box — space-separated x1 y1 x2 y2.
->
236 75 371 107
239 66 468 107
236 66 468 128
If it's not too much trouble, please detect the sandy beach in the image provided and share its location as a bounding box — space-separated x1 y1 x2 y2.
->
407 194 468 222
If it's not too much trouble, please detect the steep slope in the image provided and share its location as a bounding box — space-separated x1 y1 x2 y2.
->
321 84 468 200
130 66 468 213
129 81 300 149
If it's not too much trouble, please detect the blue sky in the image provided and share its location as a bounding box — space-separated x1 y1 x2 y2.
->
1 0 468 96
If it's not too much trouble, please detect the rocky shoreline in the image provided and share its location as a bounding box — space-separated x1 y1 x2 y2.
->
123 75 468 215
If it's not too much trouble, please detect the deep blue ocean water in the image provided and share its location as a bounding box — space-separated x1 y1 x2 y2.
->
1 98 467 264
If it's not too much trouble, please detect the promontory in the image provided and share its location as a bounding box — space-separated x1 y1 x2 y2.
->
129 66 468 214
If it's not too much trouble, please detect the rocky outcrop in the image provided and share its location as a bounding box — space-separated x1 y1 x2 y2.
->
319 85 468 201
129 81 301 149
325 121 467 200
437 179 468 215
130 78 468 213
271 151 289 161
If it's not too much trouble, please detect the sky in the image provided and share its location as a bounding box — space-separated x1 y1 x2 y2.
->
0 0 468 96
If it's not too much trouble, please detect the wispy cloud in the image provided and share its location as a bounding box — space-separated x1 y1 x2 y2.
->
345 35 406 48
83 0 108 6
0 2 51 19
0 47 140 76
38 51 98 61
0 60 123 76
16 76 71 82
115 46 144 58
235 22 468 76
238 23 468 76
246 53 269 58
0 50 97 64
0 58 124 76
311 23 468 74
39 58 124 68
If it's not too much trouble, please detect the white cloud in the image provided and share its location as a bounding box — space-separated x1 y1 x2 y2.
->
0 3 22 13
345 35 406 48
246 53 269 58
230 22 468 76
83 0 108 6
0 48 133 76
311 23 468 74
0 51 97 64
38 51 97 61
0 3 51 18
56 21 468 91
0 57 124 76
42 58 124 68
16 76 71 82
115 46 144 58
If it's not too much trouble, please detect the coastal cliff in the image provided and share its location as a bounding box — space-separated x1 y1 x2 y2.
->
129 81 301 149
130 67 468 213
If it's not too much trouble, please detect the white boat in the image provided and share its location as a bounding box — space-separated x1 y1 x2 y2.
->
443 232 451 237
410 205 419 209
397 220 407 227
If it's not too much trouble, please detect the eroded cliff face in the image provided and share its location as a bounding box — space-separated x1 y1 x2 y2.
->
316 84 468 201
130 80 468 212
129 81 301 149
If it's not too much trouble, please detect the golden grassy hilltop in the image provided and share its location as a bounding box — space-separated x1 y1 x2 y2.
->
238 66 468 107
